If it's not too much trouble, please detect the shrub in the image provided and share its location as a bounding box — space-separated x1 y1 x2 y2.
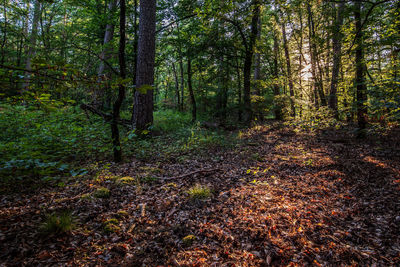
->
187 184 211 200
40 211 75 236
93 187 111 198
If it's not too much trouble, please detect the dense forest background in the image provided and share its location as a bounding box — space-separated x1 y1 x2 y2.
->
0 0 400 265
1 0 399 160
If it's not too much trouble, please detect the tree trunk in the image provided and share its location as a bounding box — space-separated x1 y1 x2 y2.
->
281 21 295 117
253 18 261 96
187 57 196 122
132 0 156 130
242 0 261 125
273 32 282 120
172 62 180 109
94 0 118 109
236 55 242 122
354 0 367 134
22 0 41 91
111 0 127 162
329 2 345 118
307 3 326 107
179 59 185 111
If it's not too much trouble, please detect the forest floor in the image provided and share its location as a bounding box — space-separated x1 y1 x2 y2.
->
1 123 400 266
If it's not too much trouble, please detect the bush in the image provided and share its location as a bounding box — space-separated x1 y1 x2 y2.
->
187 184 211 200
40 211 75 236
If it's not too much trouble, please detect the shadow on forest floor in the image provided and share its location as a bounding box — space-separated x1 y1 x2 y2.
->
1 123 399 266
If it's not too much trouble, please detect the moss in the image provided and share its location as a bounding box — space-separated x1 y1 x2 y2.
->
116 176 136 185
93 187 110 198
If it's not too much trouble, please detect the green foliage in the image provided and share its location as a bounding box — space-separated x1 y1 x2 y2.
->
186 184 211 200
40 211 75 236
0 104 110 182
103 218 120 233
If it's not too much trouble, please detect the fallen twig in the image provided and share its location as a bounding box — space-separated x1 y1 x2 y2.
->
161 168 221 181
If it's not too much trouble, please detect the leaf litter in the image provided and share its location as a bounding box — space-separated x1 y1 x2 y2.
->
0 124 400 266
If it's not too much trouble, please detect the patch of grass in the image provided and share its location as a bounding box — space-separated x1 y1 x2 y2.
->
40 211 75 236
103 218 120 233
187 184 211 200
140 176 159 183
116 176 136 185
93 187 111 198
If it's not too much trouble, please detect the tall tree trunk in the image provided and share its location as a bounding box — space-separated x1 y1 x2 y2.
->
111 0 127 162
22 0 41 91
242 0 261 125
253 18 261 96
329 2 345 117
307 3 326 107
236 53 242 122
179 59 184 111
354 0 367 134
172 62 180 109
132 0 156 130
187 57 196 122
273 32 282 120
94 0 117 109
281 20 295 117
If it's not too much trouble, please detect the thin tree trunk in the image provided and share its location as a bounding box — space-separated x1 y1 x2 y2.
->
94 0 117 109
179 59 184 111
307 3 326 107
354 0 367 134
281 21 295 117
236 55 242 122
187 57 196 122
329 2 345 117
273 32 282 120
172 62 180 109
111 0 127 162
253 18 261 96
22 0 41 91
132 0 156 130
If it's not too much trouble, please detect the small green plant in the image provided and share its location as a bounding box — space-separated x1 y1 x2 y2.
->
103 218 120 233
187 184 211 200
182 235 197 246
93 187 111 198
140 176 158 183
40 211 75 236
116 176 136 185
80 193 92 200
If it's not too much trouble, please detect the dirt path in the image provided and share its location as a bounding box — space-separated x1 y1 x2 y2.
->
1 125 400 266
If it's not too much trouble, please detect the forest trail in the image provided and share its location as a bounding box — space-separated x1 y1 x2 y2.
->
1 125 400 266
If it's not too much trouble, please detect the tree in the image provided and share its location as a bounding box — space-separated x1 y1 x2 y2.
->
329 2 345 118
132 0 157 130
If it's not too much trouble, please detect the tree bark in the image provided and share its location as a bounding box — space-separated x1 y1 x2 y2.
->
22 0 41 91
94 0 118 109
111 0 127 162
132 0 156 130
273 32 282 120
242 0 261 125
281 20 295 117
354 0 367 133
172 62 180 109
307 3 326 107
329 2 345 118
187 57 196 122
